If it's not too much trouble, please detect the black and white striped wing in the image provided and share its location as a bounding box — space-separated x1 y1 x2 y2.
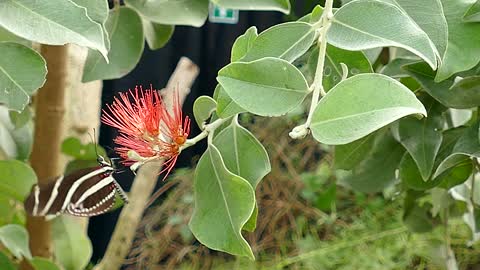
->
24 166 121 217
67 175 117 217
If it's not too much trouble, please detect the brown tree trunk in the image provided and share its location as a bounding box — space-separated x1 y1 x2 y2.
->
26 45 69 259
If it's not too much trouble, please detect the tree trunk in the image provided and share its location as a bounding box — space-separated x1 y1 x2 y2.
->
26 45 69 259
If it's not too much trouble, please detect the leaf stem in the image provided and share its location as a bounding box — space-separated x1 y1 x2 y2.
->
289 0 335 139
180 117 228 151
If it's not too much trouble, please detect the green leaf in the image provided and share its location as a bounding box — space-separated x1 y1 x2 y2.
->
240 22 316 63
404 62 480 109
70 0 110 51
334 133 375 170
381 0 448 58
380 58 418 78
400 153 441 191
339 130 405 193
30 257 61 270
391 97 444 180
193 96 217 129
328 0 438 69
433 123 480 180
213 117 271 231
308 44 373 91
125 0 209 27
9 107 31 129
212 0 290 13
0 0 108 59
61 137 106 160
436 0 480 81
0 251 15 270
0 106 33 160
142 20 174 50
451 75 480 93
0 160 36 201
52 216 92 270
0 42 46 112
231 26 258 62
0 224 31 259
214 85 246 119
82 7 144 82
217 57 310 117
464 0 480 22
0 26 30 46
310 73 427 145
189 144 255 259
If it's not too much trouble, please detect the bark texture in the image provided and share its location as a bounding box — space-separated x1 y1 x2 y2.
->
26 45 69 259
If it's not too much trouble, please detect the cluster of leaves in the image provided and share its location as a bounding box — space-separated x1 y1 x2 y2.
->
187 0 480 262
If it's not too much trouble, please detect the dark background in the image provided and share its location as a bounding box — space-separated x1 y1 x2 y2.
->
90 1 321 263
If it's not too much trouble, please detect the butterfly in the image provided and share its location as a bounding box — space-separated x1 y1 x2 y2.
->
24 155 128 219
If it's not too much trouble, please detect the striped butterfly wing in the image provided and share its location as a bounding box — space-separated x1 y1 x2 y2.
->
24 166 121 217
67 175 117 217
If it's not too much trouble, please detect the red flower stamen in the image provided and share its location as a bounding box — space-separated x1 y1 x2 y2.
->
101 85 190 179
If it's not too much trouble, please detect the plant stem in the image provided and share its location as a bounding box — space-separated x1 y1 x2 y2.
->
306 0 334 125
180 117 228 150
290 0 335 139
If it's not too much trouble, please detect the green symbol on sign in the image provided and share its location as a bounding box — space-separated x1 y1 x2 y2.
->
209 3 239 24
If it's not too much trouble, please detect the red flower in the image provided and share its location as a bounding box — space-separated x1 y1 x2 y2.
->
101 85 190 178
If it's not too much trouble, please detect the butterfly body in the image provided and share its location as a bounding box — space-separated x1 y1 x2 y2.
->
24 164 128 218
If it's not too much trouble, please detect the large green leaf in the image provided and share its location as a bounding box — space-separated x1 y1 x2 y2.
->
142 20 174 50
0 42 46 112
464 0 480 22
214 85 245 119
308 44 373 91
71 0 110 51
339 130 405 193
52 216 92 270
30 257 61 270
217 57 310 117
310 73 427 145
82 7 144 82
213 117 270 231
328 0 438 69
231 26 258 62
391 97 444 180
212 0 290 13
436 0 480 81
193 96 217 129
404 62 480 109
381 0 448 57
189 145 255 259
0 160 36 201
334 133 375 170
0 224 31 260
240 22 316 63
125 0 209 27
0 0 107 59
